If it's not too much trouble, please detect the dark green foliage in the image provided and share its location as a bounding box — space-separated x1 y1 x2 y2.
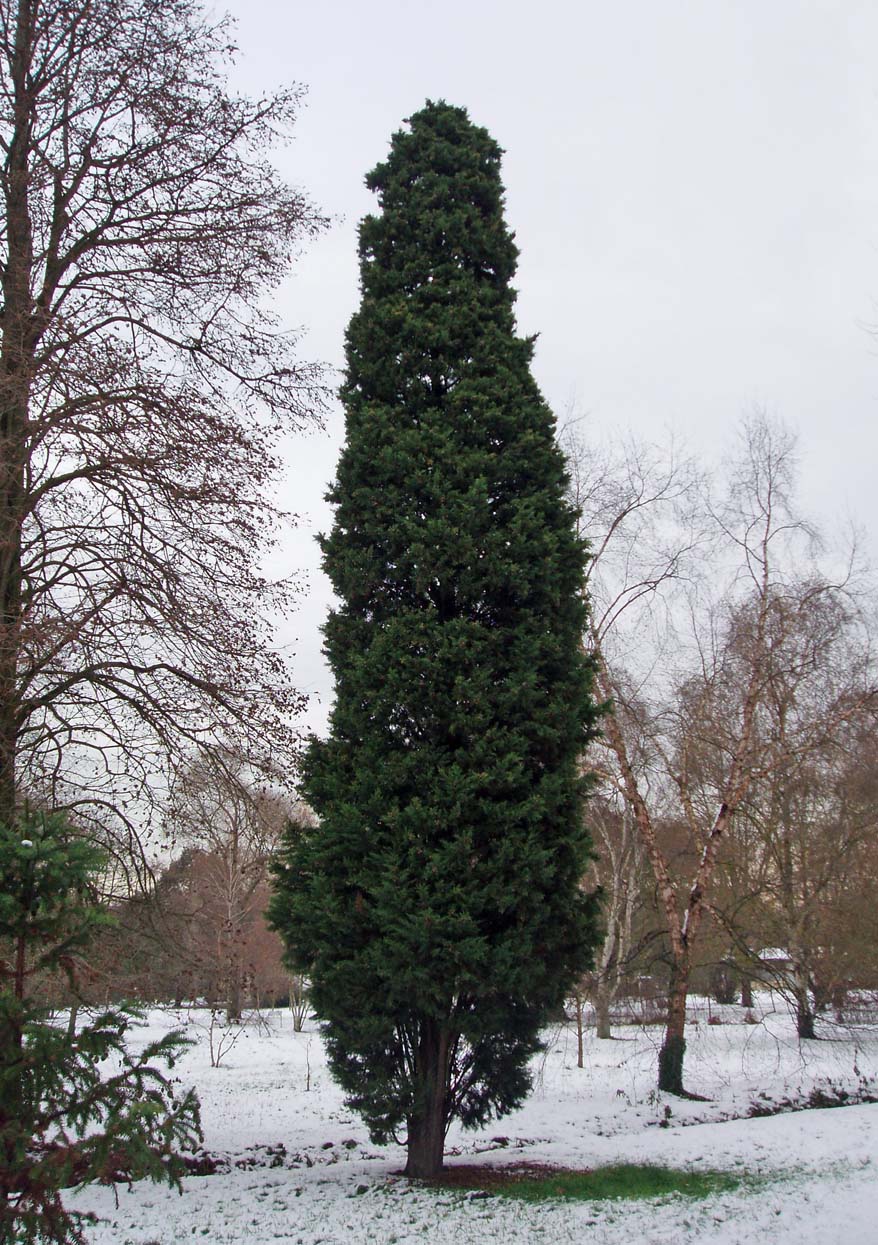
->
0 815 201 1244
2 1003 201 1244
0 815 111 983
270 100 601 1170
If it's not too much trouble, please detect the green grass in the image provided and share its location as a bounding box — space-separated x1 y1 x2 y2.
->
477 1163 743 1203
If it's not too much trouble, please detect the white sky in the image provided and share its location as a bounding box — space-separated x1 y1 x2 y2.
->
223 0 878 735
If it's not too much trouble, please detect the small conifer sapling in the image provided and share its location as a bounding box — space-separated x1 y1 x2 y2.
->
0 813 201 1244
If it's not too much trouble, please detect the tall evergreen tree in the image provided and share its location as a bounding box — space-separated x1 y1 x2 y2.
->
270 101 601 1179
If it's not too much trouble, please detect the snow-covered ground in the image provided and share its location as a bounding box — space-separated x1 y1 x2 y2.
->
67 997 878 1244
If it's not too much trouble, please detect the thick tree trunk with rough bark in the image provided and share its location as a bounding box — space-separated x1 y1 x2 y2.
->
406 1108 445 1180
405 1023 450 1179
0 403 22 825
0 385 27 830
0 636 19 828
0 0 39 831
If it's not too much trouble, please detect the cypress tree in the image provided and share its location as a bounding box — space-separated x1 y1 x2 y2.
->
269 100 601 1179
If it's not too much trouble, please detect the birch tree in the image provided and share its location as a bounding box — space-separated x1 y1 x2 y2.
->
584 794 649 1038
564 420 702 1066
569 414 871 1092
709 598 878 1035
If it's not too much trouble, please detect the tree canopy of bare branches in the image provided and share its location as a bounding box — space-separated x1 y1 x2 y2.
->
0 0 325 846
164 746 292 1021
709 594 878 1035
569 412 877 1093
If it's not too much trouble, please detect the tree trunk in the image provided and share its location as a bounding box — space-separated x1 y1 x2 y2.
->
0 0 38 834
575 994 584 1066
405 1022 449 1179
658 961 689 1095
290 975 307 1032
740 976 753 1009
795 990 816 1039
790 953 816 1039
1 928 27 1217
0 391 27 833
594 982 613 1040
406 1105 446 1180
831 984 847 1025
226 965 242 1024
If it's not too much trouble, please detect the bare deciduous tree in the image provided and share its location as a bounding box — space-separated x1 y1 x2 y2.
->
166 746 291 1022
569 413 874 1093
564 417 703 1071
0 0 325 847
710 605 878 1036
583 794 648 1039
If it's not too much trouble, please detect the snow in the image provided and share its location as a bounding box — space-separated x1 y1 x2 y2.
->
66 997 878 1244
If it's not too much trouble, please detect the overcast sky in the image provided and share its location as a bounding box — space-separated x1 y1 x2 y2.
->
223 0 878 734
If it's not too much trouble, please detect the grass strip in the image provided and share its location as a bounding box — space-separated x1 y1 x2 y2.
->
436 1162 744 1203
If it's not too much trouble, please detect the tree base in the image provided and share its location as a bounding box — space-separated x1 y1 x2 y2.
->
404 1113 445 1180
658 1033 686 1096
797 1014 817 1040
404 1150 444 1180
